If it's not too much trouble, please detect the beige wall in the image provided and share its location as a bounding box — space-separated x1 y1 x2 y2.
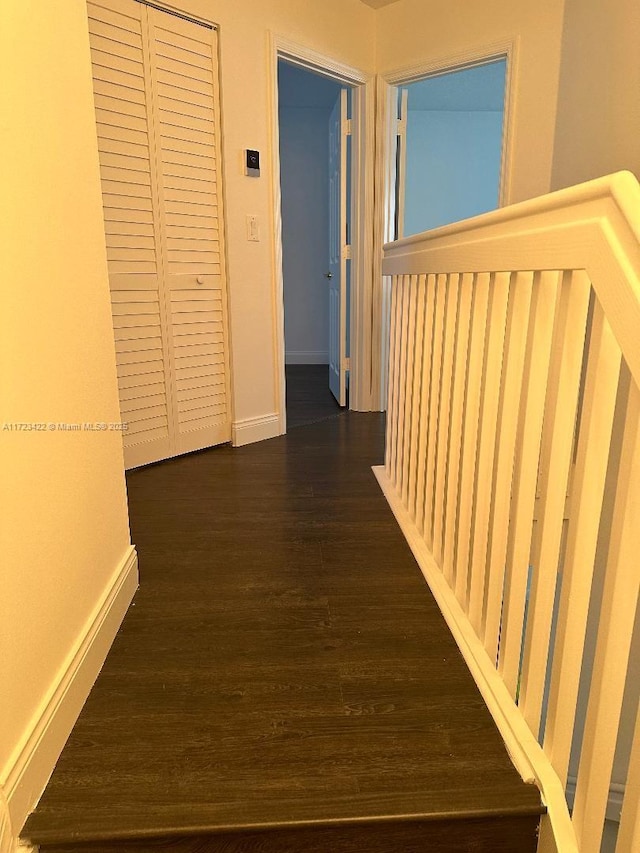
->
0 0 131 798
166 0 376 426
551 0 640 190
375 0 567 204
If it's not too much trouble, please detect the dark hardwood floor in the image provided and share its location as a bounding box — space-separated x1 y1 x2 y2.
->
23 414 542 852
285 364 343 429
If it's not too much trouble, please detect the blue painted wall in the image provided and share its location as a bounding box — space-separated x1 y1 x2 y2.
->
402 60 506 236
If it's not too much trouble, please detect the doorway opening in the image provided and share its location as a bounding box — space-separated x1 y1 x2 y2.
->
394 58 508 240
377 48 514 410
277 59 352 428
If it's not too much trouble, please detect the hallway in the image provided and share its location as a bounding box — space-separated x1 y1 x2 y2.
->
23 414 542 852
285 364 344 429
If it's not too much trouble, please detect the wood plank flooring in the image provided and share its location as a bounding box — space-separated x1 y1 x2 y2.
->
285 364 343 429
23 413 542 852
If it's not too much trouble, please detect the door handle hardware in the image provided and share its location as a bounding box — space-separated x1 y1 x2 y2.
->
196 276 205 285
325 272 333 279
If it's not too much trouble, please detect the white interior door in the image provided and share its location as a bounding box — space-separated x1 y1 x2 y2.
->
328 88 348 406
87 0 231 468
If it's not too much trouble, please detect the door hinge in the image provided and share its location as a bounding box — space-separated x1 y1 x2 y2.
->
345 118 352 136
397 118 406 137
342 244 352 260
342 357 351 371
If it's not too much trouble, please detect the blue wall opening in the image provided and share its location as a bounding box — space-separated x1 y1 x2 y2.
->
278 60 343 365
402 59 507 236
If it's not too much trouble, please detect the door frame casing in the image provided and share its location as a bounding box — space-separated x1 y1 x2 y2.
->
268 34 376 430
373 38 520 409
327 88 349 407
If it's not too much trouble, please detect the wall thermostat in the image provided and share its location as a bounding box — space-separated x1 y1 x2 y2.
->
245 149 260 177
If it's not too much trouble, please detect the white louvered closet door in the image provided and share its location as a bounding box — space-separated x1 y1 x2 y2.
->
146 8 230 457
87 0 231 468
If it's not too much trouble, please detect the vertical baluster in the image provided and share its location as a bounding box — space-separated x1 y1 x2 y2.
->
572 378 640 851
380 275 392 430
468 271 511 633
406 276 427 521
454 272 490 608
387 275 399 483
385 275 401 477
617 698 640 852
484 271 534 662
398 275 413 489
432 273 461 565
422 273 448 544
442 272 473 585
519 270 591 736
391 276 409 489
401 275 419 508
414 275 437 530
499 270 561 698
544 301 622 788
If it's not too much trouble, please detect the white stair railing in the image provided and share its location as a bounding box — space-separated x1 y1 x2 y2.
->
374 172 640 853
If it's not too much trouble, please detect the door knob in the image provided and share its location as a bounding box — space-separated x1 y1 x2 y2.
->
196 275 205 285
325 272 333 279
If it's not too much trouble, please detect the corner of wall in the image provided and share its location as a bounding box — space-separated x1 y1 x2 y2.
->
232 413 282 446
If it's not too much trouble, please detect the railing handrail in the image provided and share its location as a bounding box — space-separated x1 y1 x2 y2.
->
377 170 640 853
382 170 640 395
384 170 640 254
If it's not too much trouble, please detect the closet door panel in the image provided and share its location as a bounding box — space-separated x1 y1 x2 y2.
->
148 8 231 454
88 0 172 468
88 0 231 465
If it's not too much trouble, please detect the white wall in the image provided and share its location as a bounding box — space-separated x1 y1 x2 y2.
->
279 106 332 364
376 0 566 204
551 0 640 190
168 0 376 430
0 0 134 839
404 110 504 235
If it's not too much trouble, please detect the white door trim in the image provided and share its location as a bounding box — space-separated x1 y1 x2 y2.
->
328 89 348 406
268 34 376 429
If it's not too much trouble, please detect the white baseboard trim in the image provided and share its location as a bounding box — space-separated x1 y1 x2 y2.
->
232 412 281 447
285 351 329 365
3 546 138 844
0 791 11 853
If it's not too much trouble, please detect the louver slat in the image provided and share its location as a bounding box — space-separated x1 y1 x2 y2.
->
89 0 230 466
89 0 171 464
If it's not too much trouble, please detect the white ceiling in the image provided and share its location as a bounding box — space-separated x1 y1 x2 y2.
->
359 0 402 8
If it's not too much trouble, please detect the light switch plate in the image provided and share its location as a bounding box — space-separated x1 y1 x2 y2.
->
246 214 260 242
